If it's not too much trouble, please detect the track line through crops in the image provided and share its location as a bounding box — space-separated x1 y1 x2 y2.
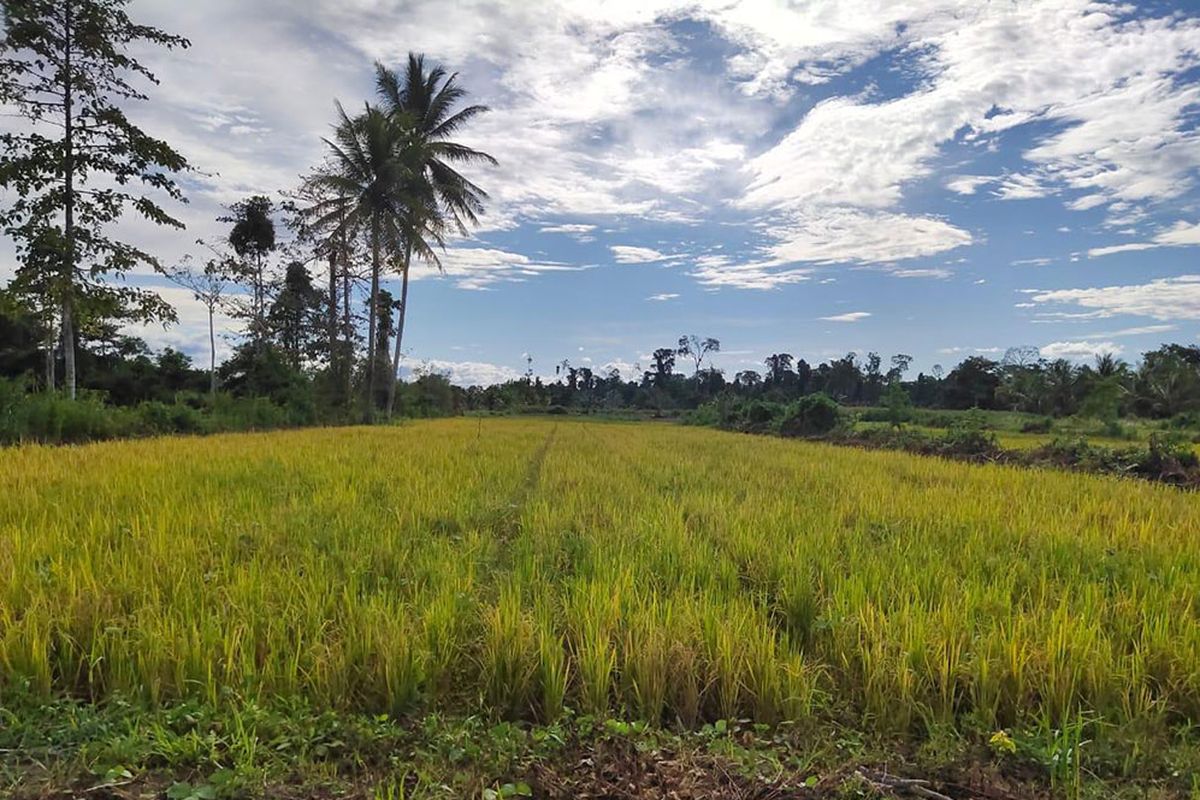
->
493 423 557 545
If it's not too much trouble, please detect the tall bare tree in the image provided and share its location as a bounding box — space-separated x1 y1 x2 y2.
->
166 256 230 397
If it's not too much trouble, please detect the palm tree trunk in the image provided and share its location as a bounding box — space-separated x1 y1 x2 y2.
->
385 240 412 419
327 245 338 391
337 204 352 409
364 218 381 422
341 247 352 407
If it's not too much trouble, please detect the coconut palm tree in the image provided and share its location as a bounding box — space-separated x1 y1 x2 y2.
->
374 53 497 417
303 103 443 420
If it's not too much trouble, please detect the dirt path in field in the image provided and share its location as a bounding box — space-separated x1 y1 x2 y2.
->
493 423 557 544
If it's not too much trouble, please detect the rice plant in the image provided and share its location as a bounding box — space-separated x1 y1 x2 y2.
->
2 417 1199 750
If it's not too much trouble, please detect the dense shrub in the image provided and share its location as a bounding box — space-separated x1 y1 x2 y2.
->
1140 432 1200 480
0 387 313 446
838 425 934 452
1164 412 1200 430
1031 438 1135 473
779 393 842 437
134 401 205 435
3 390 124 444
938 409 1000 458
741 399 781 431
681 401 722 428
1021 416 1054 434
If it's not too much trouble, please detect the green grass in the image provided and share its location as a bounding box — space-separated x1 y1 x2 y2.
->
3 418 1200 796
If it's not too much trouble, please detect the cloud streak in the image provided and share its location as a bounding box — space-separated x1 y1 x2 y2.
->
1023 275 1200 321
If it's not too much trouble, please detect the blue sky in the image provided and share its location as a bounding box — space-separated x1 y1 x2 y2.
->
8 0 1199 385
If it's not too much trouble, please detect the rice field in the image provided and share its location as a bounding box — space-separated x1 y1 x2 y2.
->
3 417 1200 744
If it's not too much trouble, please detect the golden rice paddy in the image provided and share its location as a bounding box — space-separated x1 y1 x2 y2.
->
2 418 1198 738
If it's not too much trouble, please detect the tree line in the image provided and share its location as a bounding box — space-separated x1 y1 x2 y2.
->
451 339 1200 424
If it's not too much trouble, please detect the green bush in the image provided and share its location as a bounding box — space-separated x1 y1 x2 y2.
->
1021 417 1054 434
938 409 1000 458
13 391 122 444
1164 412 1200 431
741 400 780 430
1140 432 1200 476
880 382 913 428
779 393 842 437
842 425 934 452
681 400 722 427
0 378 25 442
134 401 205 435
855 406 891 423
0 388 312 446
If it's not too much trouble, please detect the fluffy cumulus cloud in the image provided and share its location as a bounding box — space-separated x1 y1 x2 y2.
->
946 175 994 195
1023 276 1200 321
1040 340 1124 360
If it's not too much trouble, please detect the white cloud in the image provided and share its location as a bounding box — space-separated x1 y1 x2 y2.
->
819 311 871 322
946 175 993 195
611 245 671 264
415 247 591 290
1079 324 1176 340
891 268 952 279
994 173 1048 200
1024 275 1200 321
1040 340 1124 360
600 358 640 379
646 292 679 301
938 346 1003 355
1088 220 1200 258
1011 257 1053 266
408 359 522 387
539 223 596 234
1086 242 1158 257
735 0 1200 266
688 253 813 290
763 208 973 266
4 0 1200 364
